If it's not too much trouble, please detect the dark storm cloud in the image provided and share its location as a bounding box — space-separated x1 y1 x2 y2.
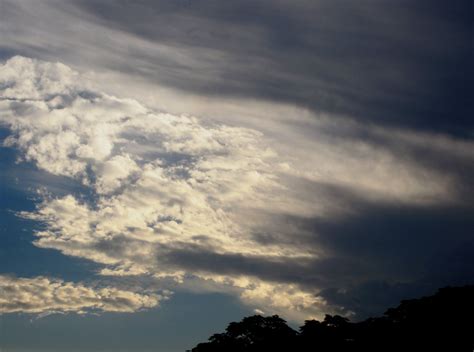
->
74 0 473 137
291 192 474 317
319 239 474 319
307 202 474 280
319 280 436 319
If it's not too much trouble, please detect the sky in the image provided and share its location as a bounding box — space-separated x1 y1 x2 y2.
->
0 1 473 351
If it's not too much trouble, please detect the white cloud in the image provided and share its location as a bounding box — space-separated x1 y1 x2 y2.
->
1 56 300 262
1 56 322 317
0 275 166 314
95 154 140 194
194 274 332 322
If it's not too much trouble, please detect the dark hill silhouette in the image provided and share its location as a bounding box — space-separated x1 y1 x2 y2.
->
189 285 474 352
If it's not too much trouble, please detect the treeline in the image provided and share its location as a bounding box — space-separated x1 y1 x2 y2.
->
189 286 474 351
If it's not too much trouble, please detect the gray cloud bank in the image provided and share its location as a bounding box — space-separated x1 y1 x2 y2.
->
1 0 471 136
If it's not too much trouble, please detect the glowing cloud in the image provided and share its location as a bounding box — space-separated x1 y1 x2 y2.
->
0 275 166 314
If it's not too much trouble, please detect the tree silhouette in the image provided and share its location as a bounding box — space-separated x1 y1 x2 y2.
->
192 315 296 352
190 285 474 352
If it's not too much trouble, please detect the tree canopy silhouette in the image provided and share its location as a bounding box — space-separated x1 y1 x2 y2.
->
191 315 296 352
189 285 474 352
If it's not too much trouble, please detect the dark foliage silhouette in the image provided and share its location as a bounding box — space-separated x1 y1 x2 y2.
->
191 315 296 352
189 286 474 351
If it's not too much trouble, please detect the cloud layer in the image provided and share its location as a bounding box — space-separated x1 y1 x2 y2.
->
1 56 473 320
1 0 471 137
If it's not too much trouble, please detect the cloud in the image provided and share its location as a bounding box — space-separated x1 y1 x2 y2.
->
1 56 327 317
1 0 471 136
1 56 473 320
0 275 166 314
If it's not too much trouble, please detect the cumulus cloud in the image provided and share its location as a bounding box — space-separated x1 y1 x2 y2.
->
0 275 166 314
1 56 324 316
1 56 472 319
221 276 331 321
